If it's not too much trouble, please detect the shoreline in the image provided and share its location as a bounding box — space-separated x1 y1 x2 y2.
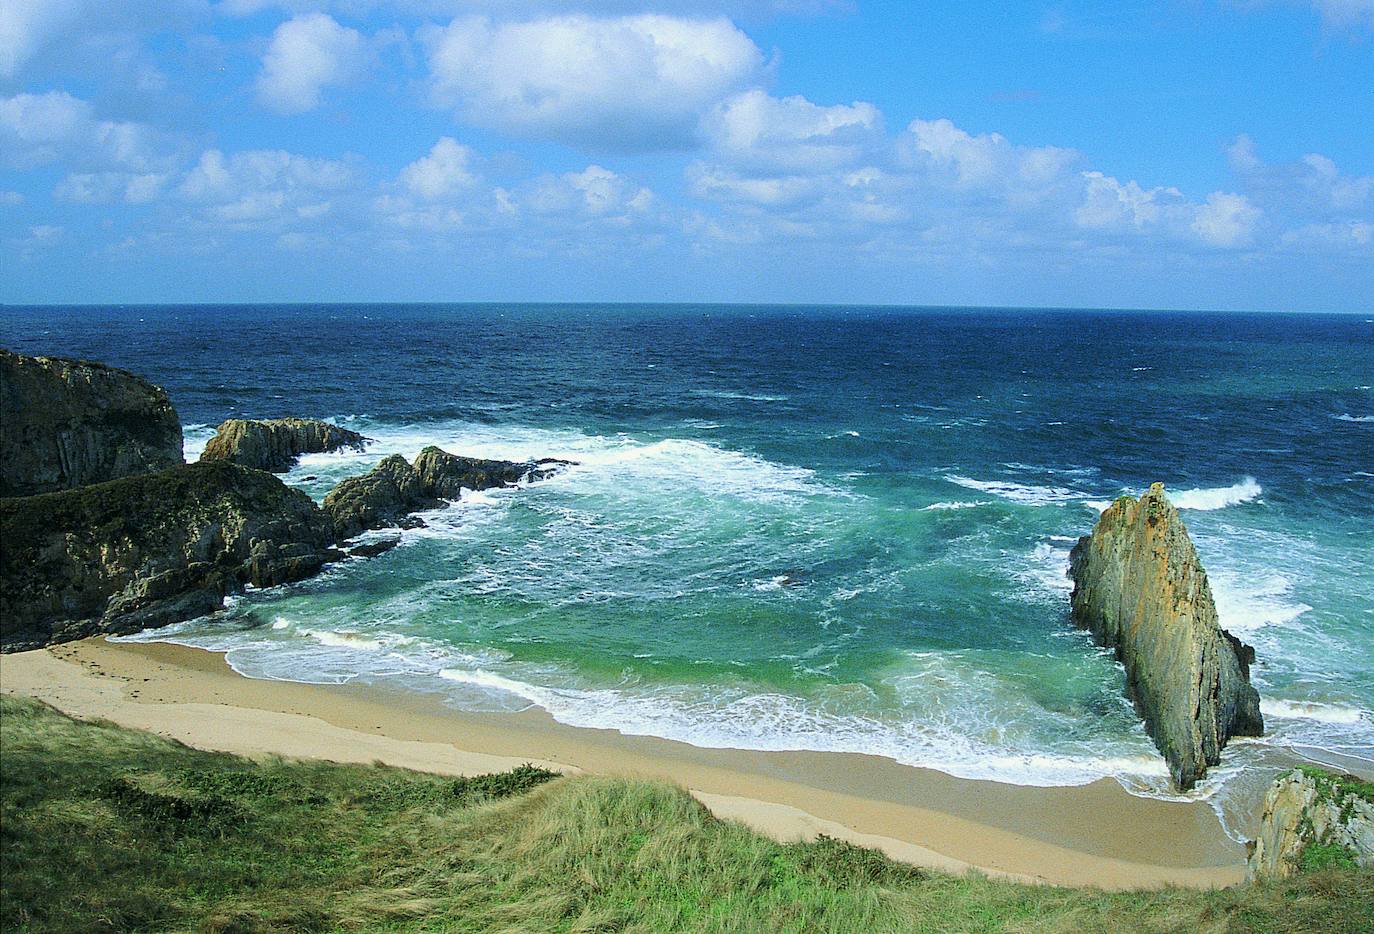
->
0 637 1249 890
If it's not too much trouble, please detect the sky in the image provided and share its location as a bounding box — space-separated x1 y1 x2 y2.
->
1 1 1371 310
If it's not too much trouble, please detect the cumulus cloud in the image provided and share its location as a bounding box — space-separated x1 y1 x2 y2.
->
0 91 171 171
703 89 881 172
399 136 476 199
1190 192 1261 246
179 148 353 225
422 14 763 151
900 118 1078 195
55 171 169 203
255 12 366 114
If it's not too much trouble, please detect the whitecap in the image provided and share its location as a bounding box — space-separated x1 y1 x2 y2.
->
1171 477 1262 510
1261 699 1368 725
945 475 1083 506
1334 414 1374 423
921 500 989 511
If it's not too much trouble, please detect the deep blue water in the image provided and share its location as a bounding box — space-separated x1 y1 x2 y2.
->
4 304 1372 833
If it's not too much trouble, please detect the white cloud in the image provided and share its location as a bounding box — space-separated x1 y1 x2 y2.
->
179 148 354 226
515 165 656 220
0 91 170 171
399 136 476 199
901 118 1077 192
1310 0 1374 29
1075 171 1180 230
54 171 168 203
0 0 82 78
704 89 881 172
255 12 365 114
0 189 23 204
423 14 763 151
1191 192 1261 247
0 0 202 84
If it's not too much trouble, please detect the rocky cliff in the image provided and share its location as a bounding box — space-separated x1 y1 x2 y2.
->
1248 767 1374 878
1068 483 1263 790
0 461 337 651
200 418 366 472
0 349 183 496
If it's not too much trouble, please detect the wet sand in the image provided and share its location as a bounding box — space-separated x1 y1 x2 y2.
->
0 637 1249 890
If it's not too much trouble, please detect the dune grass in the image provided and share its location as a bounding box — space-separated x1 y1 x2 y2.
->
1 695 1371 933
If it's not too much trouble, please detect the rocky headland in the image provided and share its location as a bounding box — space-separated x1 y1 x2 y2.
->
0 461 337 651
0 350 568 651
1068 482 1264 790
0 349 183 496
200 417 367 472
1248 767 1374 878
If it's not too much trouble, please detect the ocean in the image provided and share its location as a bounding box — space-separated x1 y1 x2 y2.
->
4 304 1371 836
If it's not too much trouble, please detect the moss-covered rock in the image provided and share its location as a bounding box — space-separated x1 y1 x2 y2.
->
1068 483 1263 790
0 349 183 496
200 418 366 473
0 461 336 651
1248 767 1374 879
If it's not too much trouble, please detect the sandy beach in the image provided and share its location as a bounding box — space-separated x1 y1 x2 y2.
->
0 637 1247 890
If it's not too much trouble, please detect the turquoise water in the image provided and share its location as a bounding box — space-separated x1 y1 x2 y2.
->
4 305 1371 833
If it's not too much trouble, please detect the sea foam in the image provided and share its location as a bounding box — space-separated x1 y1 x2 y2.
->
1170 477 1262 510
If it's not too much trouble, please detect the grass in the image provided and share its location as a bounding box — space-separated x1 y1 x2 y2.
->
2 696 1371 933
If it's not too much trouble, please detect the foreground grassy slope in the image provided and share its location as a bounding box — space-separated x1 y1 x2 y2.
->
1 696 1371 933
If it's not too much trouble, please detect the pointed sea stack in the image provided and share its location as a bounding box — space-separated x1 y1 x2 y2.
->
1068 483 1263 790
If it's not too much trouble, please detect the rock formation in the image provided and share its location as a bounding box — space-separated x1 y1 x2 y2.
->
413 445 573 499
0 349 183 496
0 461 337 651
200 418 366 472
1068 482 1263 790
324 454 441 540
326 447 572 539
1248 767 1374 878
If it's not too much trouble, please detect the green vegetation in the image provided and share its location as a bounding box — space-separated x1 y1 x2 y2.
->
3 696 1372 933
1297 764 1374 805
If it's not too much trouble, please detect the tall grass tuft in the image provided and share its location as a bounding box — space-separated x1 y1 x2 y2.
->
2 695 1370 932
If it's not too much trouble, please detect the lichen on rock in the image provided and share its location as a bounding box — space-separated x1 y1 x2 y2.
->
1068 482 1263 790
0 349 183 496
200 418 366 473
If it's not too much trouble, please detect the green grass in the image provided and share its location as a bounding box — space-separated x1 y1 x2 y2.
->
2 696 1372 933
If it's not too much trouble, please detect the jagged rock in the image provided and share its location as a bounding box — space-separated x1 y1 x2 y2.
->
0 348 183 496
323 454 441 540
0 461 335 651
1068 482 1263 790
200 418 366 472
347 536 401 559
1248 767 1374 878
413 445 574 498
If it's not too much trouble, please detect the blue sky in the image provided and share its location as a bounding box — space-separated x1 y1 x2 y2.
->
2 1 1371 310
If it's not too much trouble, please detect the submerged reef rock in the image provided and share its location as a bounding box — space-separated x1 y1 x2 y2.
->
0 461 335 651
1068 482 1263 791
200 418 366 473
413 445 573 499
0 349 183 497
323 454 440 540
1248 767 1374 879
